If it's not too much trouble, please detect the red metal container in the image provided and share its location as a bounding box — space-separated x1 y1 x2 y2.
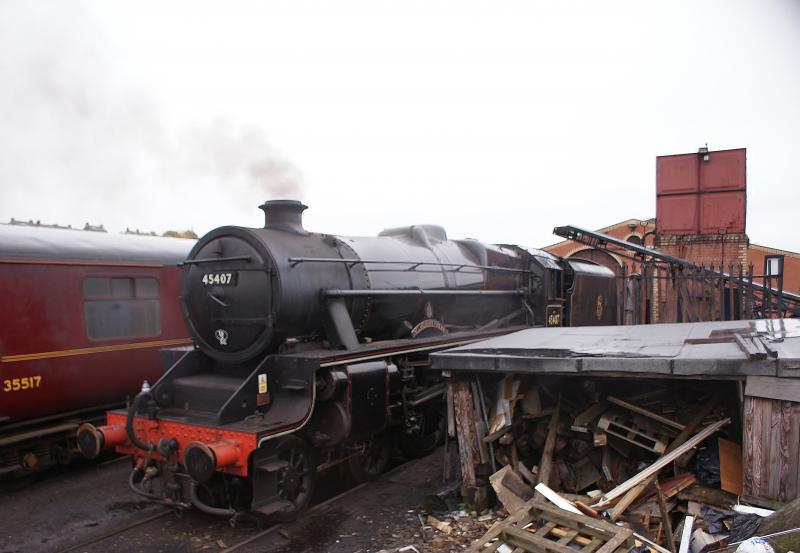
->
656 148 746 235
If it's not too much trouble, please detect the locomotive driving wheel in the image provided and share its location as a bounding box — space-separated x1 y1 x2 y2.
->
348 433 391 483
399 401 445 458
273 436 316 521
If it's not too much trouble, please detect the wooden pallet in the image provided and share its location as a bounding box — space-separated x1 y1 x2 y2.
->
597 412 672 454
467 500 634 553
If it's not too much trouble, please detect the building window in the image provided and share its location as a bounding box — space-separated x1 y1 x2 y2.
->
83 277 161 340
626 235 643 246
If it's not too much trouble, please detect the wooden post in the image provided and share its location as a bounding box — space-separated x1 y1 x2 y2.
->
757 496 800 535
451 381 481 502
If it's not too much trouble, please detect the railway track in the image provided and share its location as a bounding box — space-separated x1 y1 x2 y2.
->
49 459 414 553
52 510 173 553
51 481 372 553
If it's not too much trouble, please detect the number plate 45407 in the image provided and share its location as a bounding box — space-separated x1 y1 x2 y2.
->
201 272 238 286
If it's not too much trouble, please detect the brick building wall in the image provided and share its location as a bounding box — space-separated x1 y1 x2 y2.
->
654 233 750 269
749 244 800 296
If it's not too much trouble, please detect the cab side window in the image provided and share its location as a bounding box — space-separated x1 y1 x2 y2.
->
83 277 161 340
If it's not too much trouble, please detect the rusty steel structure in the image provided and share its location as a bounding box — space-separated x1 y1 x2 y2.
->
553 225 800 324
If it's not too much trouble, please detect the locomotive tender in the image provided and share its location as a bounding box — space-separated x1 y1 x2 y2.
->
78 200 616 519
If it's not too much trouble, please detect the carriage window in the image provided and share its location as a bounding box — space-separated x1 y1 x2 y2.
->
83 277 161 340
135 277 159 299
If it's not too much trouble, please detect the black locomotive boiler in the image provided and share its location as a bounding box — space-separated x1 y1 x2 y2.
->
78 200 616 520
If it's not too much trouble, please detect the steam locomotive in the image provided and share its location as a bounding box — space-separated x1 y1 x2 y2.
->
77 200 616 520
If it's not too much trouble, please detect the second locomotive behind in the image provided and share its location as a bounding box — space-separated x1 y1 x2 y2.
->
78 200 616 520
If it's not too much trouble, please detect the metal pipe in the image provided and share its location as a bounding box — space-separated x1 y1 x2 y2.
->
189 481 236 517
181 255 252 265
126 393 154 452
322 289 526 297
128 468 163 501
408 383 447 407
288 257 529 274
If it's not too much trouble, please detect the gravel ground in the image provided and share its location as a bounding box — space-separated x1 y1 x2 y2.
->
0 447 500 553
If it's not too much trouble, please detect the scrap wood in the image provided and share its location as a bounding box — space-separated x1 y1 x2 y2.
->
574 501 600 519
753 495 800 536
570 457 602 491
593 429 608 447
633 532 673 553
522 406 554 420
533 483 582 515
491 465 533 514
516 461 537 486
521 385 542 416
731 505 773 517
534 396 560 498
659 473 696 499
677 515 694 553
503 469 534 501
593 418 731 508
655 481 678 553
426 515 453 535
630 499 677 518
489 376 521 434
717 438 743 496
483 424 513 444
604 399 722 520
607 396 685 430
548 525 594 545
676 484 738 510
597 412 670 454
571 400 610 432
467 500 634 553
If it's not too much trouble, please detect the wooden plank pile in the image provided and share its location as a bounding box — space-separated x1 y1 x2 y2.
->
450 376 785 553
466 500 634 553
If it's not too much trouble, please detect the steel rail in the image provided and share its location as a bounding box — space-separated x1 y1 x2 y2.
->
52 510 173 553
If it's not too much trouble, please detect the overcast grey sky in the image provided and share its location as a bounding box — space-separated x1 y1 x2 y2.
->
1 1 799 251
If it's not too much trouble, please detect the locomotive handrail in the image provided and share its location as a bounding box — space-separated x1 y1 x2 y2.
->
321 288 527 297
181 255 252 265
287 257 529 274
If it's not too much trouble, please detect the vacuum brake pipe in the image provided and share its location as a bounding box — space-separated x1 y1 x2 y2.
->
126 391 155 452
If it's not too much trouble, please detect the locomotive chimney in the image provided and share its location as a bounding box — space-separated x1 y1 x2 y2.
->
259 199 308 234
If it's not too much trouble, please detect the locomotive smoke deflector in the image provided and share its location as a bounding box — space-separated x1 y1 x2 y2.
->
259 199 308 235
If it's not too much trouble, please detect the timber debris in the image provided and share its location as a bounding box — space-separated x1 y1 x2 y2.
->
446 375 791 553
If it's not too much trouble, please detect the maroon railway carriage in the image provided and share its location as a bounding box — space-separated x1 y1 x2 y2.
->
0 223 193 477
